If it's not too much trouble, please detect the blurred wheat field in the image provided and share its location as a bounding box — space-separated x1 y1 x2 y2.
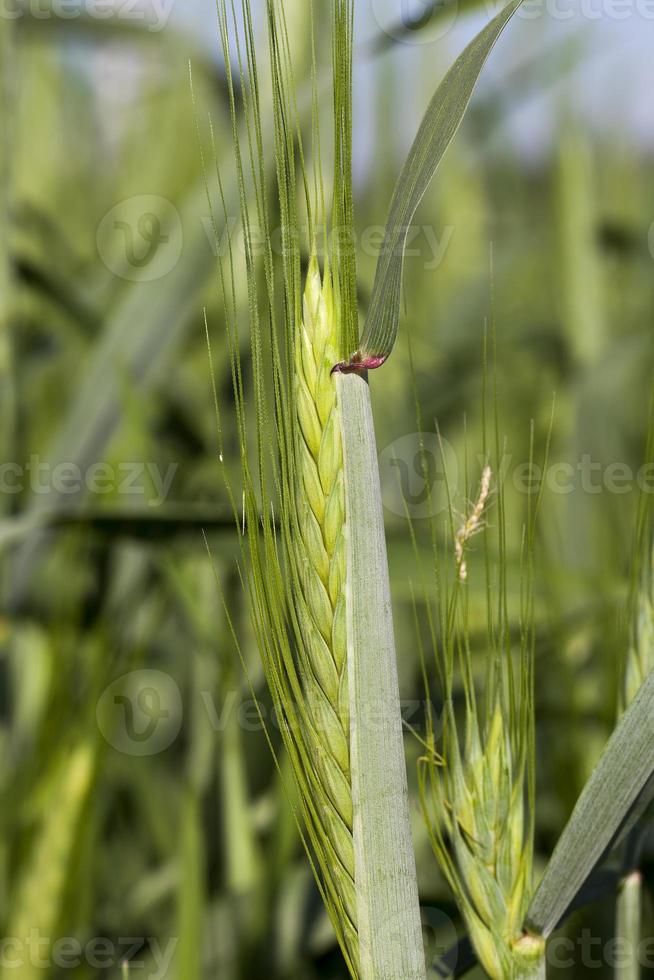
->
1 3 654 978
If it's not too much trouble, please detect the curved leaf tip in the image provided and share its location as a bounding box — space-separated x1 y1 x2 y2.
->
355 0 525 370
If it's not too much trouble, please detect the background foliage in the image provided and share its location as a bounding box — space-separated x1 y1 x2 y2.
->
1 2 653 977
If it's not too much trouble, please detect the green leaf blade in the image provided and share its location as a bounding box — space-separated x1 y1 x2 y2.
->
358 0 525 366
526 667 654 938
337 373 426 980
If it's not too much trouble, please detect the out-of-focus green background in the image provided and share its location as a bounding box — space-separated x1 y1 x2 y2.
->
1 2 653 977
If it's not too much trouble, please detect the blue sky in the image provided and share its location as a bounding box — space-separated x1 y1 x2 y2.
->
171 0 654 164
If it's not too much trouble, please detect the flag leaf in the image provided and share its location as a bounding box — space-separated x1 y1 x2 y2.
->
351 0 525 369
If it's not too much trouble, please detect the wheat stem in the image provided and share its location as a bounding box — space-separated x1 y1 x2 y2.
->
615 871 642 980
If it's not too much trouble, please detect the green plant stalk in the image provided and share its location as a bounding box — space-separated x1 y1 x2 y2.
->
515 958 547 979
222 694 261 901
556 119 606 370
615 871 641 980
177 788 204 980
513 934 547 979
0 14 15 516
337 372 426 980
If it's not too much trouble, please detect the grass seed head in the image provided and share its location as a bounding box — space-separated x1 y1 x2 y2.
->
421 460 541 979
435 698 533 978
293 253 356 962
455 464 492 582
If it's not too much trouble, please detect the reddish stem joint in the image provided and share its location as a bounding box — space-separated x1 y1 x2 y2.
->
331 351 387 375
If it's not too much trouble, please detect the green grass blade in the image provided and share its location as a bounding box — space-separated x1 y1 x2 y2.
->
337 372 426 980
615 871 642 980
526 666 654 938
556 120 606 369
0 742 95 980
0 14 15 518
177 788 204 980
222 698 262 901
357 0 524 367
8 180 218 603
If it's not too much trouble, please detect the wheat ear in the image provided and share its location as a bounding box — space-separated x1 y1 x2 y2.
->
293 253 356 953
419 464 545 979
